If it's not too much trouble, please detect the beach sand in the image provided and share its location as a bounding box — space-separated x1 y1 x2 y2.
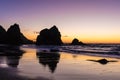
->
0 49 120 80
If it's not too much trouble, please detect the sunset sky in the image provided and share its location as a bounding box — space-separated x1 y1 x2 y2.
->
0 0 120 43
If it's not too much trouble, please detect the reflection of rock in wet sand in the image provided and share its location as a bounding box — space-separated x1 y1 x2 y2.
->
5 46 24 68
0 45 24 68
36 51 60 73
87 58 118 65
0 45 25 56
0 45 50 80
6 56 21 67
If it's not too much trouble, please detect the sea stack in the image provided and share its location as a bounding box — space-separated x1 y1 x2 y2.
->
6 23 33 45
36 25 63 45
71 38 84 45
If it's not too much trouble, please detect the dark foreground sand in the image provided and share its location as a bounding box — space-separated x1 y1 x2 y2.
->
0 67 50 80
1 62 120 80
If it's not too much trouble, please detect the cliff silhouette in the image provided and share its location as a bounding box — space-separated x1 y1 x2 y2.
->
36 25 63 45
0 25 7 44
0 24 33 45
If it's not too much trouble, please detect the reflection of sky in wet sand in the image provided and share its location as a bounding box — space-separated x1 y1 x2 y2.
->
1 47 120 80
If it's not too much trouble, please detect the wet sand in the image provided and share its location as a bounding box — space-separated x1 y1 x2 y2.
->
0 67 50 80
0 47 120 80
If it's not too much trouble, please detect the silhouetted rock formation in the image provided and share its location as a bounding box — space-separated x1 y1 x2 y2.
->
36 25 63 45
6 24 22 45
6 24 33 45
0 25 7 44
71 38 84 45
87 58 118 65
97 59 109 64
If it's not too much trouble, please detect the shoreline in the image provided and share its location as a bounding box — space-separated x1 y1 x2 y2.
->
62 51 120 59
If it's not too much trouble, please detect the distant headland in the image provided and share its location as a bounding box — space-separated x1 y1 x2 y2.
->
0 23 85 45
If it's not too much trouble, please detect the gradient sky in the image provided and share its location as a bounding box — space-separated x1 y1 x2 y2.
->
0 0 120 43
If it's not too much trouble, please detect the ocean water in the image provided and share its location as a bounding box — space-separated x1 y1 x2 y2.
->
0 44 120 80
60 44 120 57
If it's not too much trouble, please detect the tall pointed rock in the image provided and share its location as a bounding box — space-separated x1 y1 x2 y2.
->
6 24 22 45
6 23 33 45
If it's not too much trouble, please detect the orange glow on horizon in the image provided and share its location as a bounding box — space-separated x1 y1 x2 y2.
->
24 33 120 44
61 33 120 44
